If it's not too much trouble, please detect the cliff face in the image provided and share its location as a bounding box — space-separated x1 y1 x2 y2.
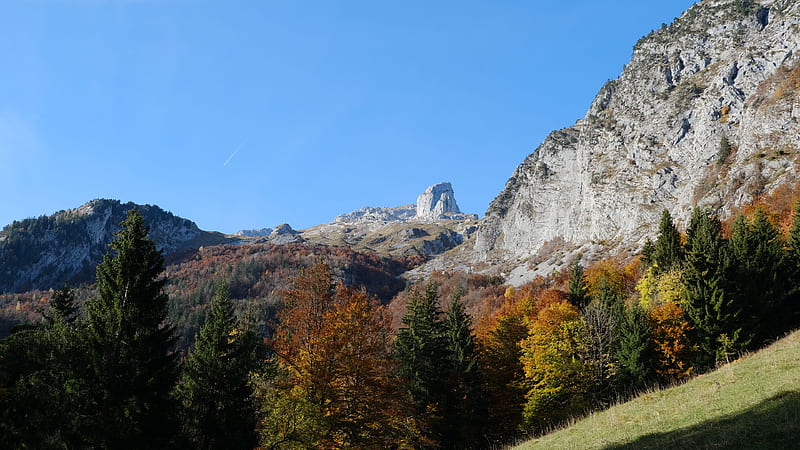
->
476 0 800 262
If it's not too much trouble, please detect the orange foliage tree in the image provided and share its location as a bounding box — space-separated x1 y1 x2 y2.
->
270 262 416 448
649 302 694 382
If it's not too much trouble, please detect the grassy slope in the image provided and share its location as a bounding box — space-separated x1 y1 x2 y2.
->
515 329 800 449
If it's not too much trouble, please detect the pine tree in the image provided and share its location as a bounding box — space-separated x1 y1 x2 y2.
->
653 209 683 273
178 282 260 450
81 209 179 448
567 258 589 310
441 293 485 448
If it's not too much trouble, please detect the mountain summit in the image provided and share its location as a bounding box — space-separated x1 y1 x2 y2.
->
416 182 463 221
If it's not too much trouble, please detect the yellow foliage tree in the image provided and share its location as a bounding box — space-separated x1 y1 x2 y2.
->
519 301 591 434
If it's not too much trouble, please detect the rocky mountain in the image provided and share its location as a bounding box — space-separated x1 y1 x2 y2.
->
300 182 479 258
472 0 800 280
0 199 229 293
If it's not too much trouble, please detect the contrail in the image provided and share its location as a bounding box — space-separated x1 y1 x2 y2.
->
224 140 246 166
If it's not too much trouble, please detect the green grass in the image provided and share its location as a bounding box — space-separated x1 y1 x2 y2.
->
515 329 800 449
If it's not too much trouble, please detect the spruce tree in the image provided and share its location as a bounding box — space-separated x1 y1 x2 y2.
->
394 282 447 444
178 282 260 450
653 209 684 273
441 293 485 448
785 198 800 329
567 258 589 310
729 209 787 346
683 208 740 367
82 209 179 448
612 304 654 393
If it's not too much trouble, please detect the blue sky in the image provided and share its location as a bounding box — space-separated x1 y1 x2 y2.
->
1 0 695 233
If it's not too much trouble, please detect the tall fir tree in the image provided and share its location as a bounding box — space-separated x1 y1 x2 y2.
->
82 209 179 448
394 282 447 446
177 282 260 450
729 209 787 346
682 208 741 367
653 209 684 273
786 197 800 330
441 293 485 448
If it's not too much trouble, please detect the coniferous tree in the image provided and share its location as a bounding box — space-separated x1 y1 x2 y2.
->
81 209 179 448
567 258 589 310
683 208 741 367
729 209 787 346
612 304 655 393
653 209 684 273
441 293 485 448
785 198 800 329
177 282 260 450
394 282 447 445
0 286 87 447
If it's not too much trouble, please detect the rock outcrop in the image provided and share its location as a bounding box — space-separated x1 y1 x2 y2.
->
415 182 463 221
475 0 800 270
234 227 273 237
333 205 417 224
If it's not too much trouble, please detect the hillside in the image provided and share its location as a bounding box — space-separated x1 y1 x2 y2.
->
469 0 800 284
0 199 231 293
516 329 800 449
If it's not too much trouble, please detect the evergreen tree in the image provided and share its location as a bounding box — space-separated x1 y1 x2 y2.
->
640 238 656 270
394 282 447 445
729 209 787 346
567 258 589 310
177 282 260 450
683 208 741 367
441 293 485 448
786 197 800 330
43 284 80 326
653 209 684 273
0 286 87 447
612 304 654 393
81 209 179 448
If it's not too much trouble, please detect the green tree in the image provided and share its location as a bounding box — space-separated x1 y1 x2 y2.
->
0 286 87 447
653 209 683 273
729 209 787 346
786 198 800 330
683 208 741 368
612 304 654 393
81 209 179 448
441 293 485 448
177 282 260 450
567 258 589 310
394 282 447 445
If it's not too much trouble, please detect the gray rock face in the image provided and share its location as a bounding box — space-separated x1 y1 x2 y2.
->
475 0 800 265
234 228 273 237
416 182 464 221
333 205 417 224
0 199 227 293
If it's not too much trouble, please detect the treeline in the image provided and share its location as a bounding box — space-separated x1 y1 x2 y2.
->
4 197 800 448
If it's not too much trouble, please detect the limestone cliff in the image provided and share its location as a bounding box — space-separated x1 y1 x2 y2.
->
475 0 800 267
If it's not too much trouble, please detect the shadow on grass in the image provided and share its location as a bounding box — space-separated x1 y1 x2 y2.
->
605 391 800 449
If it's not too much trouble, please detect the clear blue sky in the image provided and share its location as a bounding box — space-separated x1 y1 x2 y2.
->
1 0 695 233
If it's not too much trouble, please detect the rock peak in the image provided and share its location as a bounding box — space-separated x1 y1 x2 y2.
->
416 182 462 221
